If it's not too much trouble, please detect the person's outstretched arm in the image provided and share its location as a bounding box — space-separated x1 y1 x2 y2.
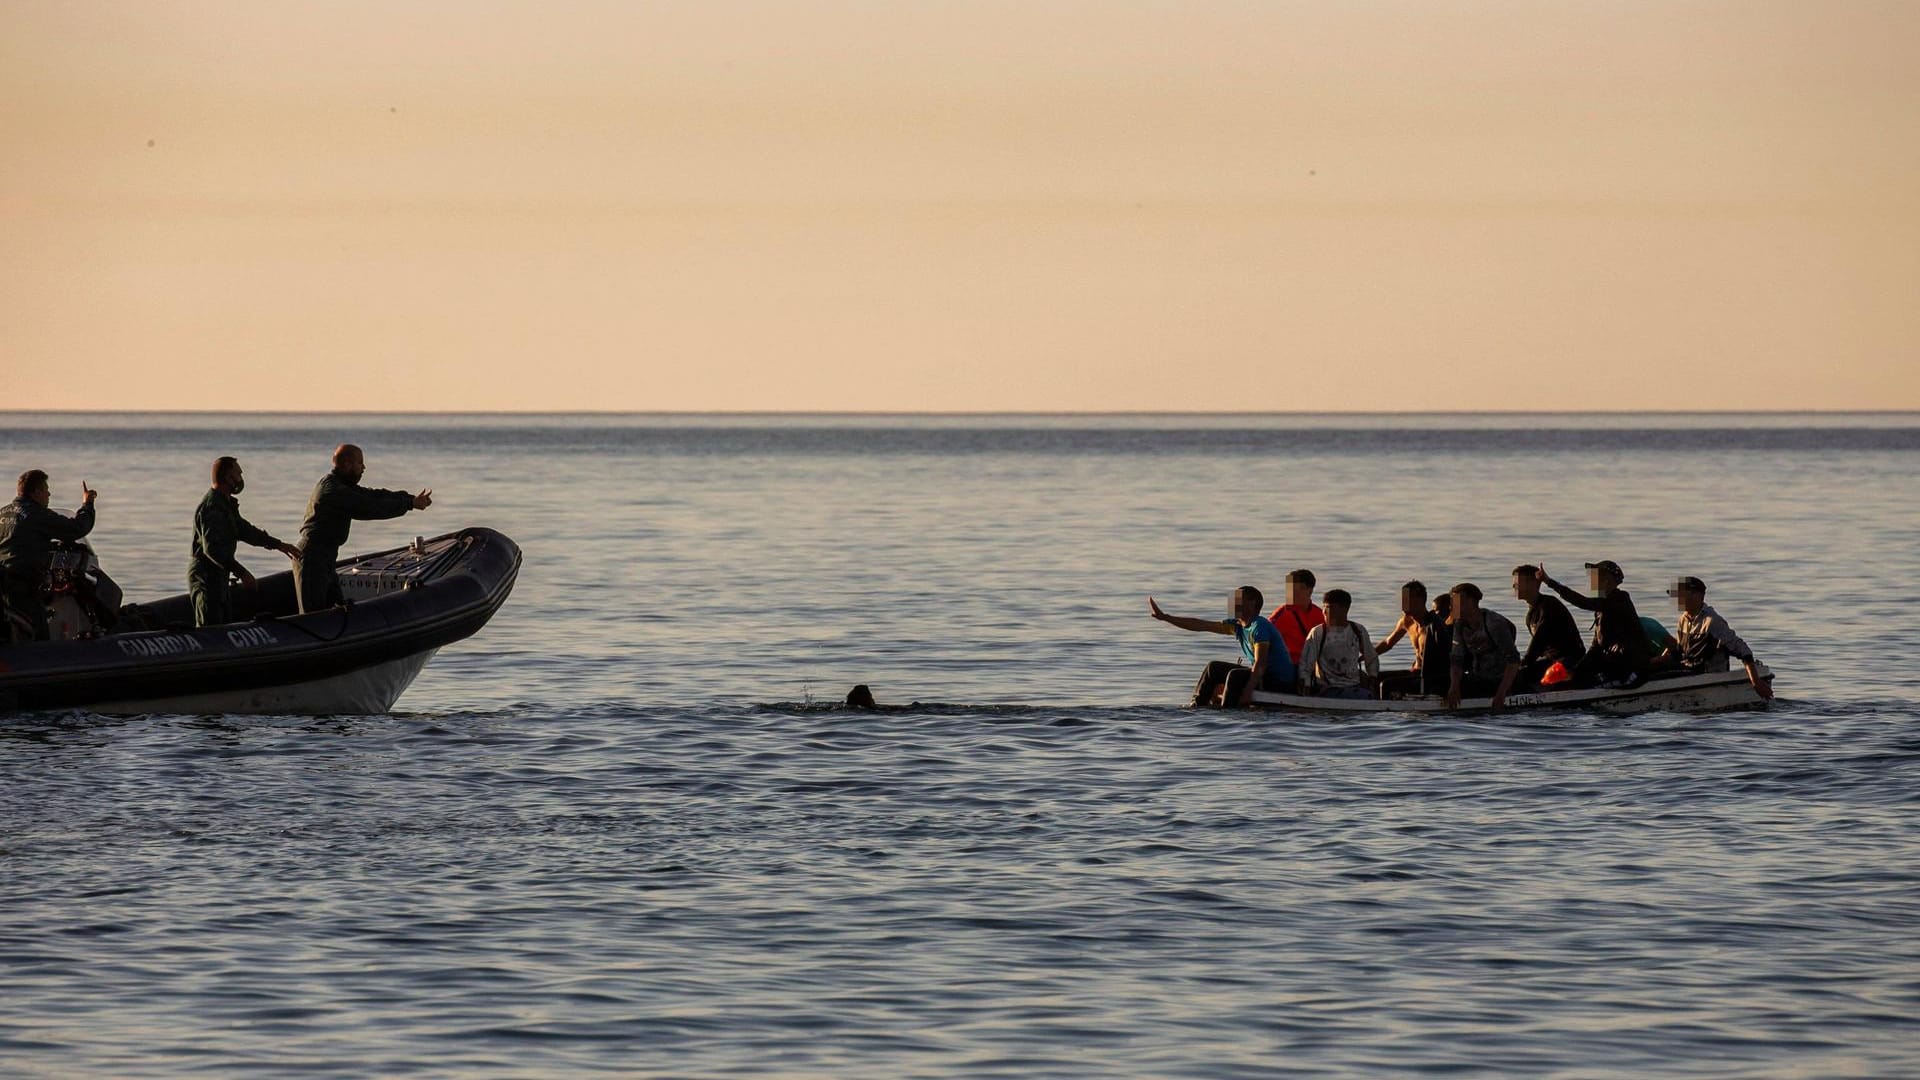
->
38 484 97 542
1445 634 1469 710
1537 566 1603 611
1707 614 1773 700
340 483 428 521
1489 617 1523 709
1375 613 1409 656
1147 597 1233 635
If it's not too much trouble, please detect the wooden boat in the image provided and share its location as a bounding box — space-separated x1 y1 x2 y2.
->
0 528 519 716
1249 664 1774 715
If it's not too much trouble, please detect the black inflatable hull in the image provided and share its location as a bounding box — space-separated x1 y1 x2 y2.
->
0 527 520 715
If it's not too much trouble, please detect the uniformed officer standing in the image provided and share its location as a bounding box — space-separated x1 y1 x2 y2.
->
0 470 98 643
294 444 432 614
190 456 301 627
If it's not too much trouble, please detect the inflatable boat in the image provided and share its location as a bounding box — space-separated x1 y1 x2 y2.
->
1248 664 1774 716
0 527 519 716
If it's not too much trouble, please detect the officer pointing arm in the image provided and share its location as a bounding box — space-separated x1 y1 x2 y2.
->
292 444 432 614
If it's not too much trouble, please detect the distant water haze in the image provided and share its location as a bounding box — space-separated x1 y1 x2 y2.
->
4 1 1917 411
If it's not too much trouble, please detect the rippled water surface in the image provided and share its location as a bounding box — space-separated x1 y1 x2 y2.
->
4 414 1919 1078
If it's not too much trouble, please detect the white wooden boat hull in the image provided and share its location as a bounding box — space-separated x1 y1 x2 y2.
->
1248 664 1774 715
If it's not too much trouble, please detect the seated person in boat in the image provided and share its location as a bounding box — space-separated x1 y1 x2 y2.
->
190 456 302 627
1150 586 1297 708
1376 580 1451 697
1535 560 1651 688
1652 576 1773 700
1298 589 1378 699
0 470 98 643
1267 568 1323 665
1444 582 1522 710
1511 564 1586 690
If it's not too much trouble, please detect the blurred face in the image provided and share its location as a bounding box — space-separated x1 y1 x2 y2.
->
1326 600 1350 623
338 450 366 482
1452 592 1478 620
1287 576 1312 607
222 463 246 494
1401 588 1424 617
1513 574 1538 601
1590 567 1619 593
1674 586 1704 613
1229 589 1259 623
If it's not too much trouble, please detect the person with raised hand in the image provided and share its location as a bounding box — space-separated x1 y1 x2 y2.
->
1150 585 1296 708
1536 559 1651 689
0 470 97 642
294 444 432 614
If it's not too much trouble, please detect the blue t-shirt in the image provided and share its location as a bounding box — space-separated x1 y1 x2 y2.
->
1233 616 1297 687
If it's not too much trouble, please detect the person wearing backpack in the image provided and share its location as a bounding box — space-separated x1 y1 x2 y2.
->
1444 582 1523 710
1298 589 1379 699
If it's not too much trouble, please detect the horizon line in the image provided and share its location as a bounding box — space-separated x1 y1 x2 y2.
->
7 408 1920 418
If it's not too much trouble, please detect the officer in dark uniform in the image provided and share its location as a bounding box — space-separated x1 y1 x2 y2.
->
294 444 432 614
190 456 302 627
0 469 98 643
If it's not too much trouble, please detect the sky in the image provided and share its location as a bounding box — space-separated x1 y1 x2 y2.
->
3 0 1916 412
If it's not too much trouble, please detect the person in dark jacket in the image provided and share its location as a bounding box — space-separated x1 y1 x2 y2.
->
190 457 302 627
1512 563 1587 689
1536 560 1650 688
294 445 432 614
0 469 97 642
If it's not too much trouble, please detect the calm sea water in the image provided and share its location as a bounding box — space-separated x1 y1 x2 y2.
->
3 413 1918 1078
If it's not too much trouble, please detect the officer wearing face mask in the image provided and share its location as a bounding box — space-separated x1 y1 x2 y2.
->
190 456 301 627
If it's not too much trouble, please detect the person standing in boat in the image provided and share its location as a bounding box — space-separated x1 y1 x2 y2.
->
189 457 302 627
294 444 432 614
1511 563 1586 690
1297 589 1378 699
1651 576 1772 700
1267 568 1323 665
1444 582 1522 710
1149 586 1296 708
1535 560 1650 688
0 470 97 643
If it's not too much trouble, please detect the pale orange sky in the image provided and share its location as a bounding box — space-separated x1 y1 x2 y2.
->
3 0 1916 411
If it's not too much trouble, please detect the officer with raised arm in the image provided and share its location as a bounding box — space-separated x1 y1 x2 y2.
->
0 470 98 642
294 444 432 614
